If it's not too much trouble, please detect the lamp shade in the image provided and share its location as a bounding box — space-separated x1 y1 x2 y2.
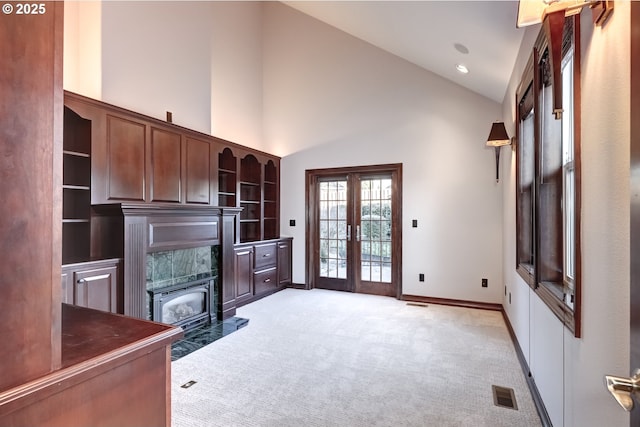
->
516 0 612 28
486 122 510 147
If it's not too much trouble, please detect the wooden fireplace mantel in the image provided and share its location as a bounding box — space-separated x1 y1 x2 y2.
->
91 203 242 320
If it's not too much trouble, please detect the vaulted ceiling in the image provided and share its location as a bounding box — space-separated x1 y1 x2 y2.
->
283 1 527 103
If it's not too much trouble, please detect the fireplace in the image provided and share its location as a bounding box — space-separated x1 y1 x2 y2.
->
149 278 215 329
146 244 219 329
91 203 242 320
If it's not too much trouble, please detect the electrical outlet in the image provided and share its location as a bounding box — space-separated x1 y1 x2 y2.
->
482 278 488 288
289 219 295 226
412 219 418 228
419 273 425 282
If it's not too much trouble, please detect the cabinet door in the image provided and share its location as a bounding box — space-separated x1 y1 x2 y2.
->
106 115 146 201
278 240 292 286
150 126 182 203
73 266 118 313
185 137 211 204
234 246 253 302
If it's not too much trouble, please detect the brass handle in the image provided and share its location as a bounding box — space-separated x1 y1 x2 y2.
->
604 371 640 411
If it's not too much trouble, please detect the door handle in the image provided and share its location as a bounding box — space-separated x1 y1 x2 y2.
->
604 370 640 411
356 225 360 242
347 225 351 241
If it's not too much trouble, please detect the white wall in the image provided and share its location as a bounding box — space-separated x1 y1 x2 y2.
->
263 3 505 304
64 1 102 99
65 1 264 143
501 4 631 426
100 1 213 134
210 2 263 149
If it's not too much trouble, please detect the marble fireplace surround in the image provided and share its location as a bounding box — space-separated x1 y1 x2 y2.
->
91 203 242 320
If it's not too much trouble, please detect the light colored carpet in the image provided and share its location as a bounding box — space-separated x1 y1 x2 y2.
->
172 289 541 426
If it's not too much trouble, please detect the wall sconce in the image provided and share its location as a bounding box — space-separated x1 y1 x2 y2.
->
516 0 613 119
486 121 511 183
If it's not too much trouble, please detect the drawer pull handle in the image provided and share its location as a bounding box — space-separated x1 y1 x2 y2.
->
264 278 271 283
77 274 110 284
263 253 271 257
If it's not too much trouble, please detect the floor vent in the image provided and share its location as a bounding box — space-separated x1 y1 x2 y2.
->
492 385 518 410
406 302 428 308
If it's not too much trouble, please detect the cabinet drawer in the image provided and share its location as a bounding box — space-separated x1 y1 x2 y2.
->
254 267 277 295
254 243 277 269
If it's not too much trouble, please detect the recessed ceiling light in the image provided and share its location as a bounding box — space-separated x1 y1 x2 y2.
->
456 64 469 74
454 43 469 54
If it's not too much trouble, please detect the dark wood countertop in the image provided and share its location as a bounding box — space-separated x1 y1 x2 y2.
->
0 304 182 417
62 303 182 367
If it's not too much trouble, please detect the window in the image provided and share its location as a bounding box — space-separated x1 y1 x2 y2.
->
516 79 535 285
515 16 581 337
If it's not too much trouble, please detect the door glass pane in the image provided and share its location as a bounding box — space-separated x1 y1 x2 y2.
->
319 180 348 279
360 177 392 283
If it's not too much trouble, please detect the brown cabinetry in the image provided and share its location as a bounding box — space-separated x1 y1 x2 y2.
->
64 92 281 245
218 147 280 243
233 238 292 306
63 107 92 265
234 245 254 304
62 259 122 314
253 242 278 295
150 126 182 203
107 115 146 201
185 137 212 204
239 154 262 242
64 92 217 208
278 239 292 286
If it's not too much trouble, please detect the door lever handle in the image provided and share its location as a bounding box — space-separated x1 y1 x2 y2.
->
604 371 640 411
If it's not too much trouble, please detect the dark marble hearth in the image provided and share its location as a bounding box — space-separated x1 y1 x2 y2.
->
171 317 249 361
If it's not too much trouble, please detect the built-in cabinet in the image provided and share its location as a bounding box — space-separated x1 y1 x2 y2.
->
217 147 280 243
61 259 122 314
277 239 292 286
64 91 281 243
62 91 291 320
64 92 218 208
234 238 293 306
62 107 92 265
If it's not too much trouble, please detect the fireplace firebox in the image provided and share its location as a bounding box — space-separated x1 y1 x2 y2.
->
149 277 216 330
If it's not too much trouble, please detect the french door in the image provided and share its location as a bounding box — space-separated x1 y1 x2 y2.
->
306 164 402 298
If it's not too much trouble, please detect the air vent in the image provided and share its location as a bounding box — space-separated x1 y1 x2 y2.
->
492 385 518 410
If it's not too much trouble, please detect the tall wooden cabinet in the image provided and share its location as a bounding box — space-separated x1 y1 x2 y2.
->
217 149 281 243
63 108 92 264
239 154 262 242
0 0 64 392
0 5 182 426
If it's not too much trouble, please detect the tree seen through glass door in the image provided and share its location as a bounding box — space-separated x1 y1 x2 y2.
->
360 177 392 283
